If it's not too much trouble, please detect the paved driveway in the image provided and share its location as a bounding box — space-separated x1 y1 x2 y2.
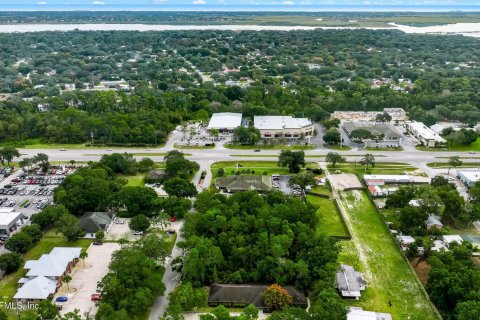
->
58 243 120 317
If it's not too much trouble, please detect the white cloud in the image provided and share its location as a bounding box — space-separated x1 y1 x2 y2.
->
37 1 47 4
283 0 294 4
218 0 226 3
152 0 168 3
92 1 105 5
192 0 206 4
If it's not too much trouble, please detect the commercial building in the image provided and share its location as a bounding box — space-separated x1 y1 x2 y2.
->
364 175 431 186
405 121 447 148
207 113 243 132
342 122 402 147
347 307 392 320
0 208 24 238
253 116 314 139
457 170 480 187
331 108 406 122
336 264 366 300
14 247 81 302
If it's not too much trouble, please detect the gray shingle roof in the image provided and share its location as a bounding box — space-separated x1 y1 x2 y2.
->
336 264 367 299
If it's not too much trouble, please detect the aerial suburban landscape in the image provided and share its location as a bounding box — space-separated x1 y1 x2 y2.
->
0 2 479 320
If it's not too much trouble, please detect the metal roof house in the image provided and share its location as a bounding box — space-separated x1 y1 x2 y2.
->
208 284 307 309
78 211 114 235
425 215 444 230
215 175 272 193
14 247 81 302
336 264 366 300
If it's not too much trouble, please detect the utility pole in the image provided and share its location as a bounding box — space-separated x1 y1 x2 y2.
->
90 131 94 146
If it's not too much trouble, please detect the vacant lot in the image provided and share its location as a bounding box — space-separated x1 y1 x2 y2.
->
306 192 349 238
338 190 439 320
330 162 418 175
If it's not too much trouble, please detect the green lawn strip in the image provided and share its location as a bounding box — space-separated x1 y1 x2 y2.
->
0 234 92 318
224 144 316 150
427 162 480 168
416 139 480 152
174 144 215 150
329 162 417 175
364 147 403 152
327 145 352 151
306 194 349 238
230 154 279 158
338 190 439 320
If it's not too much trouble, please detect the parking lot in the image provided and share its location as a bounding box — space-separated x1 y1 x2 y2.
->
0 165 76 249
172 122 231 148
57 242 120 317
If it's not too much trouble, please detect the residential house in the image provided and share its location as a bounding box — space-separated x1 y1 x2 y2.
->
335 264 367 300
78 212 114 236
208 284 307 309
347 307 392 320
442 235 463 248
215 175 272 193
425 215 444 230
397 235 416 251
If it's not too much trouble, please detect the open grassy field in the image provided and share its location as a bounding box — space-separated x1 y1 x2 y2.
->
329 162 418 175
307 191 349 238
338 190 439 320
417 138 480 152
211 161 319 180
224 144 316 151
0 232 92 318
121 173 146 187
427 162 480 168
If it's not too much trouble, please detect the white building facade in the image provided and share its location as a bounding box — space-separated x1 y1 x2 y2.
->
254 116 314 139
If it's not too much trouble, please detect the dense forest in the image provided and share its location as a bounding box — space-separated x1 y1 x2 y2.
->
1 29 480 145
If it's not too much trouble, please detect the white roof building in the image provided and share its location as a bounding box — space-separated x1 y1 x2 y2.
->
25 247 81 278
207 113 243 131
0 210 23 237
457 170 480 187
442 235 463 248
405 121 447 148
364 175 430 185
13 276 57 300
347 307 392 320
254 116 311 131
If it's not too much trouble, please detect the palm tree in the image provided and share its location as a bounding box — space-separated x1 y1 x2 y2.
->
79 251 88 267
63 275 72 291
360 153 376 169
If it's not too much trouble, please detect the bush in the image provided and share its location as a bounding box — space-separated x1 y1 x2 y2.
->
129 214 151 232
21 224 43 243
167 282 208 313
5 232 33 254
0 252 22 273
217 168 225 177
263 171 268 175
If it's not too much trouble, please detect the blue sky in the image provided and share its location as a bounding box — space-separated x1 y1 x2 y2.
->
3 0 480 10
5 0 480 6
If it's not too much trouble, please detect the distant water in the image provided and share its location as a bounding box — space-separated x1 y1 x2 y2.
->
1 23 480 38
1 5 480 12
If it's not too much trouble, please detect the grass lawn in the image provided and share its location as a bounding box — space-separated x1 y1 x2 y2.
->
211 161 291 179
121 173 146 187
338 190 439 320
174 144 215 150
329 162 418 175
427 162 480 168
224 144 316 150
417 138 480 152
0 232 91 318
307 192 349 238
230 154 279 158
327 145 352 151
365 147 403 152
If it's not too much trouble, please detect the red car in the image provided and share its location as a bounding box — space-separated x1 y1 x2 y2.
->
90 294 101 302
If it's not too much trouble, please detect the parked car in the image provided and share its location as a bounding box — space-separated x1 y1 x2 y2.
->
55 296 68 302
132 231 144 235
93 241 103 246
91 293 101 301
114 220 125 224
